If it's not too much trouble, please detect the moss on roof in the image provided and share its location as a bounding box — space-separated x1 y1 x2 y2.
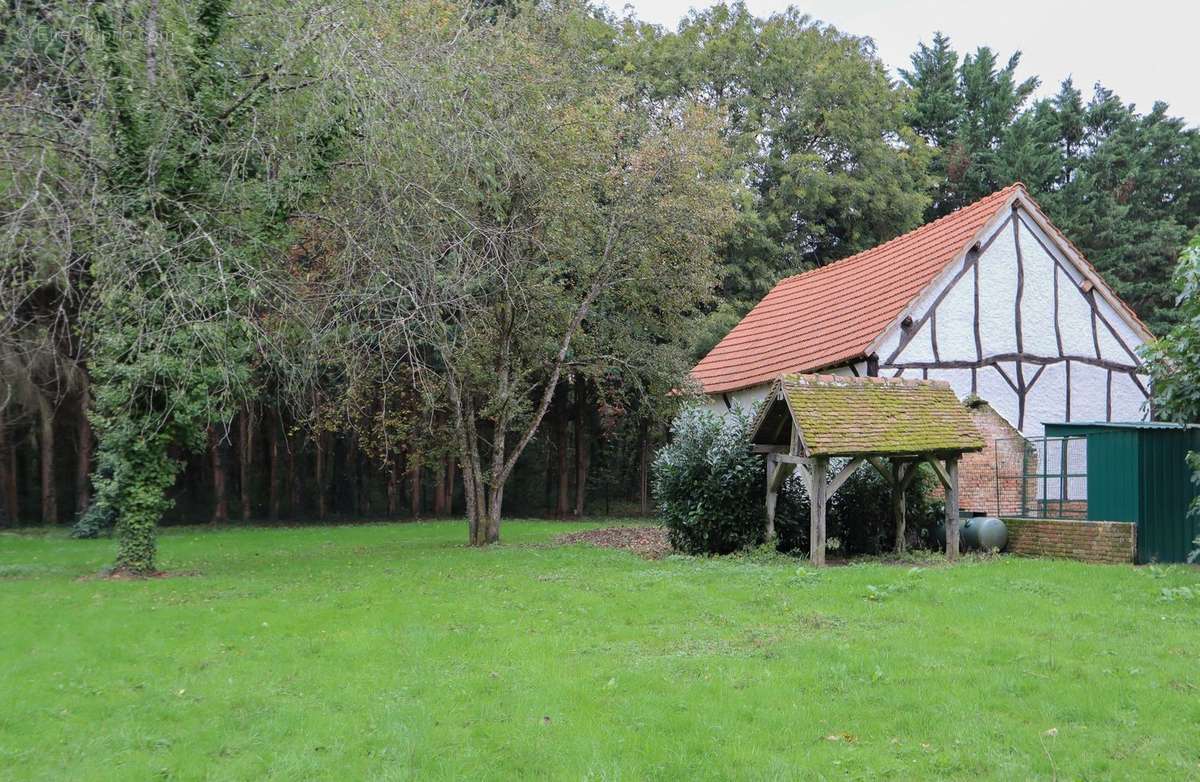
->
752 374 986 457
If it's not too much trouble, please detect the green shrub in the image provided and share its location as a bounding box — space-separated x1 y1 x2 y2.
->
652 406 766 555
653 406 944 557
774 461 943 555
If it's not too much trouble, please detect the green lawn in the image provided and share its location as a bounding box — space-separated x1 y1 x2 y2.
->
1 521 1198 780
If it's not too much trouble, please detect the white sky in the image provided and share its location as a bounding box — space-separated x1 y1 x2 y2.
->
604 0 1199 126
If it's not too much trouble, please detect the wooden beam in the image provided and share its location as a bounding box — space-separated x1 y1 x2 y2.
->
765 453 778 540
945 456 960 563
792 459 812 494
768 458 795 494
809 456 828 567
752 444 788 454
866 456 893 485
924 456 952 491
898 462 922 493
892 461 908 554
826 457 864 498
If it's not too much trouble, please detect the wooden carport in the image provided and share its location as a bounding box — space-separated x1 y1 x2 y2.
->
749 374 985 566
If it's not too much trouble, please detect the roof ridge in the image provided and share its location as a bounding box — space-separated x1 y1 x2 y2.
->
774 183 1022 286
782 372 951 389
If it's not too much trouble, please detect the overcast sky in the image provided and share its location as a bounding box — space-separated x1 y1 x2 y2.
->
603 0 1199 127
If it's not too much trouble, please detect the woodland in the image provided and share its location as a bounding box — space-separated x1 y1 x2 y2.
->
2 0 1199 573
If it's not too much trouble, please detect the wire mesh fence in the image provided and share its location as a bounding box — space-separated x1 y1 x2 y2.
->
993 436 1088 519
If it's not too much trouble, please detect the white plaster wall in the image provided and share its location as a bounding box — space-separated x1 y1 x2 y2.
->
1069 361 1109 422
925 367 974 399
1097 319 1134 365
1016 223 1061 357
698 383 771 418
1055 264 1098 358
1111 372 1149 421
1024 362 1067 437
977 363 1021 430
934 270 978 361
976 231 1020 356
899 321 936 363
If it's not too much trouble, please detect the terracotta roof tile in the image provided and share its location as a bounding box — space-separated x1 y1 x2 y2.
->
692 184 1023 393
751 374 986 457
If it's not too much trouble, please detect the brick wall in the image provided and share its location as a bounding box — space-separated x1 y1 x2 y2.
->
951 400 1040 516
1003 517 1135 564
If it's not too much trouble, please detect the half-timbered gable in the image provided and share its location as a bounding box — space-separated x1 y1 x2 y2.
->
692 183 1154 441
871 193 1152 434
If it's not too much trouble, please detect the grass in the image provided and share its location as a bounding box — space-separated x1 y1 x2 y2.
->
2 520 1199 780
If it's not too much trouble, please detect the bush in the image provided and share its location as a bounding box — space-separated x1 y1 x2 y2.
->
652 406 766 554
775 461 943 556
653 405 945 558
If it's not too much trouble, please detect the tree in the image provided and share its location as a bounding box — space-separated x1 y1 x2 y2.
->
0 0 348 572
901 36 1038 217
612 2 932 350
308 1 734 545
1143 235 1200 551
903 33 1200 334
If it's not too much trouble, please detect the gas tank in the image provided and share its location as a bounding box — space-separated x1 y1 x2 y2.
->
961 516 1008 552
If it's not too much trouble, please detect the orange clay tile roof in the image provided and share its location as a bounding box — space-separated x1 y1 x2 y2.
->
750 374 986 457
692 184 1024 394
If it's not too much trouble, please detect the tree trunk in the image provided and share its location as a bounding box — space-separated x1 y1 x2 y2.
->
387 456 399 516
209 425 229 524
408 460 421 518
76 379 92 514
37 391 56 525
268 415 281 522
0 407 17 526
345 435 359 516
638 418 650 516
288 434 301 519
554 390 570 518
357 448 371 516
239 405 254 521
314 430 327 520
573 379 589 517
433 455 448 516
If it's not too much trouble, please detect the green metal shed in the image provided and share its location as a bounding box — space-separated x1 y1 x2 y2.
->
1044 422 1200 563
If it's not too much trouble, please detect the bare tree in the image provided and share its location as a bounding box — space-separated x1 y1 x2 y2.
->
304 3 733 544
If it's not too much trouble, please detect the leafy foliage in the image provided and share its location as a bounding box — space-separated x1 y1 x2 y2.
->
308 2 734 545
611 2 933 356
1143 235 1200 558
774 463 942 556
902 33 1200 334
652 407 766 555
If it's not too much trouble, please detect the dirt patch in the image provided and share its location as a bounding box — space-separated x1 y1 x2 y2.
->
77 568 201 582
556 526 672 559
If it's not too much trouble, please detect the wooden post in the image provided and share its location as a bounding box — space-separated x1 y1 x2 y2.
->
892 462 907 554
765 452 778 540
809 456 828 566
945 456 960 562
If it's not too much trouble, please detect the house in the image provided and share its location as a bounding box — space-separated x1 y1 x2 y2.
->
692 183 1154 515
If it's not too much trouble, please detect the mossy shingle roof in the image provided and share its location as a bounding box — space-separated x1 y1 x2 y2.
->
753 374 985 457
